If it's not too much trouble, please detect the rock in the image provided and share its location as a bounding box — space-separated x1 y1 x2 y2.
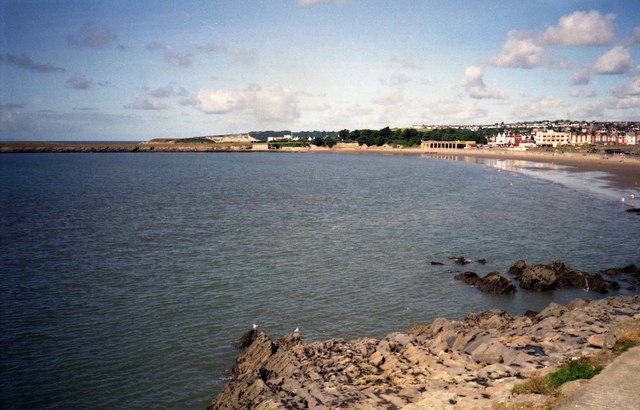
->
536 302 567 320
210 296 640 410
369 351 385 366
452 256 471 265
430 261 444 265
586 333 616 349
472 352 504 365
603 264 640 280
508 259 527 278
519 263 557 291
517 260 607 292
608 280 621 290
455 271 516 294
567 298 589 310
625 208 640 214
477 259 487 264
454 271 479 285
475 272 517 294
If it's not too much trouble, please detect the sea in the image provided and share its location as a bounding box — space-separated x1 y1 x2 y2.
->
1 152 639 409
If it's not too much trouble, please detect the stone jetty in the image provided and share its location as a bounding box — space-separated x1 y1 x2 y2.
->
209 295 640 409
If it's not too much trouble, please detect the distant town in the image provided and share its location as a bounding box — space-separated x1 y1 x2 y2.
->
171 120 640 149
412 120 640 148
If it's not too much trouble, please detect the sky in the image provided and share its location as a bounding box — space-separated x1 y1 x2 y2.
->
1 0 639 141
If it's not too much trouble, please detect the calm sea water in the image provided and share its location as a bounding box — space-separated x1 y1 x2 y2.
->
1 153 638 409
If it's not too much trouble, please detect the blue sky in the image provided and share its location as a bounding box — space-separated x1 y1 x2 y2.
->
1 0 639 140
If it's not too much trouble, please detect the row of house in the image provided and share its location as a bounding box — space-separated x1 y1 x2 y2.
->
489 129 639 148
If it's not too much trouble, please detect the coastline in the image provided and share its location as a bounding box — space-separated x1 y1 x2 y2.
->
2 141 639 190
209 295 640 409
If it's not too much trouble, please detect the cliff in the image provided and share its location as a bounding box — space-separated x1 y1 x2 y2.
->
209 295 640 409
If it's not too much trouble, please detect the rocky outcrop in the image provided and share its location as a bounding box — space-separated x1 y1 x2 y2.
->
208 296 640 409
454 271 516 294
510 260 618 292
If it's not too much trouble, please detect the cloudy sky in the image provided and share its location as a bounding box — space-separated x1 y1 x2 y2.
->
1 0 639 140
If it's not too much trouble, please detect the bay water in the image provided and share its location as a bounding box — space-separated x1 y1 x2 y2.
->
1 152 638 409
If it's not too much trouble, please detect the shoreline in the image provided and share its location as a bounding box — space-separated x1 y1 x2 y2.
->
2 141 639 190
209 294 640 409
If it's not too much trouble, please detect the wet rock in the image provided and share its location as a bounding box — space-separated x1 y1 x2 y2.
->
455 271 516 294
508 259 527 278
518 261 607 292
452 256 471 265
625 208 640 214
454 271 479 285
477 258 488 264
475 272 516 295
603 264 640 280
430 261 444 265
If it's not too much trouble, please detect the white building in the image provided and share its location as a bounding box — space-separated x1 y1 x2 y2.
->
534 130 569 147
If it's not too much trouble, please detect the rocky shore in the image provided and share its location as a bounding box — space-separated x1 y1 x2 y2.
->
209 294 640 409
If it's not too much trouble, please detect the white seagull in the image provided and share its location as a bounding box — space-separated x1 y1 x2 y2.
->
294 327 299 333
252 323 257 331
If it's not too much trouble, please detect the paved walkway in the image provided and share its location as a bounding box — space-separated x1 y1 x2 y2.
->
556 345 640 409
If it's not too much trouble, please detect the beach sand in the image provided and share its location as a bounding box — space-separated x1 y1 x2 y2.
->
328 146 640 191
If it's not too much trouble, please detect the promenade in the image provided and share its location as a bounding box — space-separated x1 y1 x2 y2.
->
556 346 640 409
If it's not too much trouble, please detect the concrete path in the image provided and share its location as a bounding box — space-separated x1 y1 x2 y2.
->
556 346 640 409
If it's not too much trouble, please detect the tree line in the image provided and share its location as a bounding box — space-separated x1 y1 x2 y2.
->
331 127 487 147
252 127 488 148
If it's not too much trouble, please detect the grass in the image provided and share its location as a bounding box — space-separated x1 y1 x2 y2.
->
512 358 603 397
613 330 640 353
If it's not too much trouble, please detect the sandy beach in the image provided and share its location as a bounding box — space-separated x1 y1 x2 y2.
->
325 145 640 191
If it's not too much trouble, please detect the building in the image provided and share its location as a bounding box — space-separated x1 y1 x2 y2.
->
534 130 569 147
420 140 476 150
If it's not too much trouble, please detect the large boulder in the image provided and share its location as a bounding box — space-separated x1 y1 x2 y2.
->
518 264 558 291
508 259 527 278
517 261 608 292
455 271 516 294
475 272 517 295
454 271 480 285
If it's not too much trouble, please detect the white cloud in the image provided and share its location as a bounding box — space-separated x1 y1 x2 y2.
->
509 96 564 119
0 53 66 73
147 85 187 98
542 10 615 46
567 102 605 119
612 96 640 110
632 27 640 44
125 95 168 110
490 31 544 69
196 42 257 64
571 66 592 85
372 91 403 105
461 65 506 99
592 46 635 75
66 75 91 90
67 22 118 49
611 75 640 98
422 98 488 122
194 85 299 122
146 42 192 67
570 89 597 98
390 57 423 70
